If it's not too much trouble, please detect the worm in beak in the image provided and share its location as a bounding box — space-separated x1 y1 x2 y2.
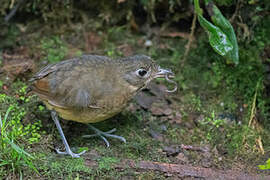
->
155 67 177 93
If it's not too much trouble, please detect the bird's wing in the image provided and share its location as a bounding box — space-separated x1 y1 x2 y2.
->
30 56 106 109
29 62 59 101
29 63 58 82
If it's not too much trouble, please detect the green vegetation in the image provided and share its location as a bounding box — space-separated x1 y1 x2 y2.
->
259 158 270 170
98 157 119 170
0 24 20 49
0 107 36 176
41 36 68 63
0 83 41 176
36 155 91 179
176 19 269 156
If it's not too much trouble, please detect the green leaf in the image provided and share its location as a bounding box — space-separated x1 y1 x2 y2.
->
194 0 239 65
206 1 239 64
258 158 270 170
4 136 34 159
197 14 233 56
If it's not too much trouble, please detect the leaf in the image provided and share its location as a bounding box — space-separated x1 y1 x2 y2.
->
194 0 239 65
206 1 239 64
197 14 233 56
258 158 270 170
4 136 33 159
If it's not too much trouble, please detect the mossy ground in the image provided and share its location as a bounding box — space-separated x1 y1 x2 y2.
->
1 16 270 179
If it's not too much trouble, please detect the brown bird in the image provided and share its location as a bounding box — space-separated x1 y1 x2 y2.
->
30 54 177 157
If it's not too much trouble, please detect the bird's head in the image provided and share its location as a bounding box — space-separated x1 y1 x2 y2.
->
119 55 177 92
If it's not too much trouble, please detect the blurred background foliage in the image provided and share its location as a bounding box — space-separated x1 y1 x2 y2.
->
0 0 269 47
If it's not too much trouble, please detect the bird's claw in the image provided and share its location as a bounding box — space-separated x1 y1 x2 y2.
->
83 126 126 147
55 148 86 158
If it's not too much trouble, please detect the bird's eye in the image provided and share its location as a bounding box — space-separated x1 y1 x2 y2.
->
136 68 148 78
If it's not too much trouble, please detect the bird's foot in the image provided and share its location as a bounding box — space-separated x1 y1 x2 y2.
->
51 110 87 158
55 148 86 158
82 125 126 147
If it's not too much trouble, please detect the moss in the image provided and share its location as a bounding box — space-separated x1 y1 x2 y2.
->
35 153 91 179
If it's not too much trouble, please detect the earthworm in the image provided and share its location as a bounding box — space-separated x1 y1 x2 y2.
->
165 74 177 93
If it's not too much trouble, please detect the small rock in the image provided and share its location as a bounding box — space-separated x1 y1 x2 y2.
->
201 158 212 168
163 146 180 156
150 106 164 116
160 124 167 132
163 108 173 116
175 153 189 163
157 148 163 153
164 173 173 177
160 116 169 122
85 149 100 160
149 129 163 141
218 113 237 124
144 40 153 47
170 112 182 124
148 83 167 98
184 122 193 129
134 92 155 110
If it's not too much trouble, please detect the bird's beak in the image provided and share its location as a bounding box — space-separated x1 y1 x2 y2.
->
154 67 177 93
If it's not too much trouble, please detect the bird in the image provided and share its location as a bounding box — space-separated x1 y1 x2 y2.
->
29 54 177 158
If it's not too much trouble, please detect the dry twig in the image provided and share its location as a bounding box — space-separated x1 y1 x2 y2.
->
180 13 197 68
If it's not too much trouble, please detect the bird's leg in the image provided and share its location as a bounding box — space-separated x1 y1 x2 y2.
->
51 111 86 158
82 125 126 147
